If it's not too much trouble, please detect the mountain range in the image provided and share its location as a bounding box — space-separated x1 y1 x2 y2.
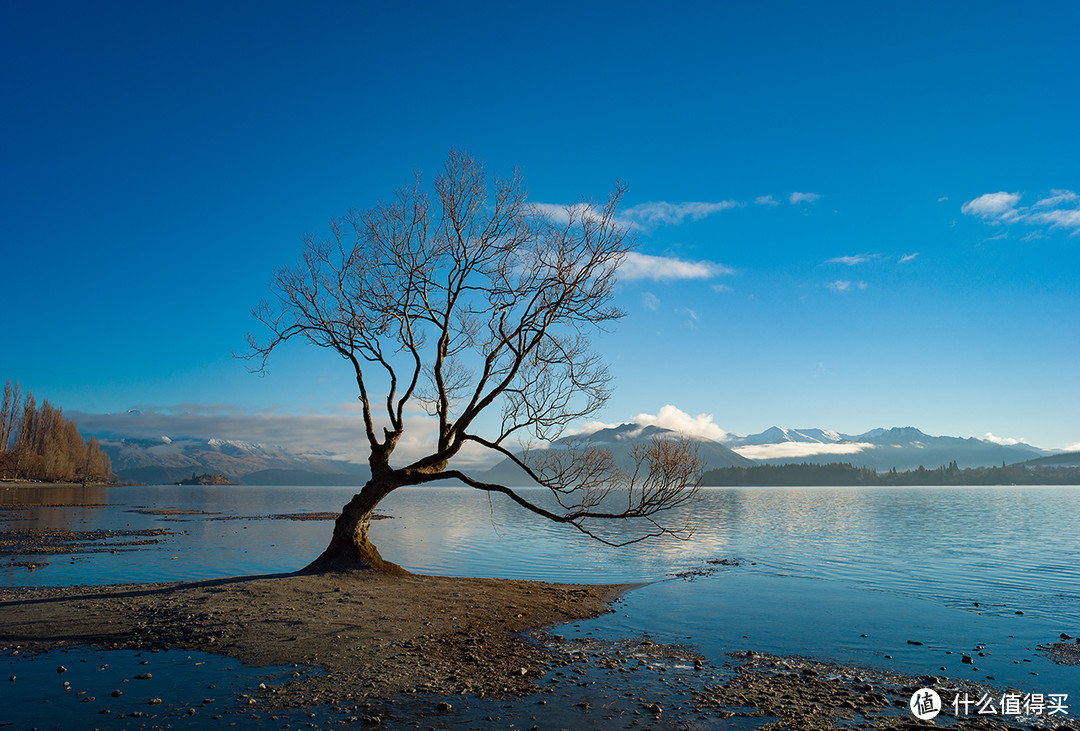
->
479 423 754 486
101 437 370 486
98 424 1059 486
722 426 1046 471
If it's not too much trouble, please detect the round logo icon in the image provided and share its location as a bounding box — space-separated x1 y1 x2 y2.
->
909 688 942 720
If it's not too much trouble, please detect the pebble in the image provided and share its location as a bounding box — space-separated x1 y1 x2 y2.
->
56 666 67 674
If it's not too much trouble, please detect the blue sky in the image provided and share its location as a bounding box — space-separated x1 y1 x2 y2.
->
2 1 1078 461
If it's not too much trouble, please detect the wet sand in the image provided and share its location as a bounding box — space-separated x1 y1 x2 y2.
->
0 570 634 709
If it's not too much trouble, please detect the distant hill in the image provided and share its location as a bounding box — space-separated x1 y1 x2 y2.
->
1020 451 1080 467
724 426 1046 471
481 423 752 486
101 437 370 486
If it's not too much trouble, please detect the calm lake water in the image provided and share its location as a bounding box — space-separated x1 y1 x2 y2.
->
3 483 1080 702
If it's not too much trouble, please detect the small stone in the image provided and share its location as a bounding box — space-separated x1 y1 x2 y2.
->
1015 610 1024 615
148 699 162 706
111 690 122 698
961 655 973 664
437 702 452 712
135 673 152 680
907 640 923 646
1061 633 1073 640
57 666 67 674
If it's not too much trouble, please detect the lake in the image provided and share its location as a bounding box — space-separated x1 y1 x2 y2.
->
3 483 1079 724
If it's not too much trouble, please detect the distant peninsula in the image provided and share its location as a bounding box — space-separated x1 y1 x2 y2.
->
177 472 236 486
701 459 1080 487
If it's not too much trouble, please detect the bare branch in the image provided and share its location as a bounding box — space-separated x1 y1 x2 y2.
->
248 150 700 556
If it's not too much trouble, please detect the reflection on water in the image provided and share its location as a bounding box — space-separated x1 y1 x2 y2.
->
3 484 1078 623
3 482 1079 695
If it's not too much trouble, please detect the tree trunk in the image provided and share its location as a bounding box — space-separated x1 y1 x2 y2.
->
300 479 408 575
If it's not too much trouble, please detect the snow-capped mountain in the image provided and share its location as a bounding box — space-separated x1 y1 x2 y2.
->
481 423 753 486
723 426 1047 471
101 436 370 485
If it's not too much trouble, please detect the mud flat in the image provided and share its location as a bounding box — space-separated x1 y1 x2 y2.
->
0 571 633 708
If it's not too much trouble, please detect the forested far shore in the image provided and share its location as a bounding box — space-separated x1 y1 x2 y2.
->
701 461 1080 486
0 380 112 484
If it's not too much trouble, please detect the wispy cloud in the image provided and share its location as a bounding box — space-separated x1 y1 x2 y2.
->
789 192 821 205
755 195 780 206
70 405 492 468
733 442 873 460
531 201 605 225
898 253 919 263
536 199 742 230
641 292 660 310
677 307 699 328
710 283 732 293
621 200 741 227
827 254 877 266
826 280 867 293
961 189 1080 235
620 252 734 282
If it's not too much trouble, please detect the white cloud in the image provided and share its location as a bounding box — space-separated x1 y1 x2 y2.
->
710 283 732 293
982 432 1023 446
641 292 660 310
620 252 734 282
630 405 731 443
755 195 780 206
732 442 873 460
857 281 868 290
827 254 876 266
898 253 919 263
789 192 821 205
1064 441 1080 452
621 200 741 227
961 192 1022 220
827 280 852 293
961 189 1080 235
937 196 949 203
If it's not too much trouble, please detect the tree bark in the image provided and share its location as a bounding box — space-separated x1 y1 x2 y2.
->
300 479 408 575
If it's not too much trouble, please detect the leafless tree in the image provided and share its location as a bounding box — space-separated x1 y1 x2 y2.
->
247 150 701 573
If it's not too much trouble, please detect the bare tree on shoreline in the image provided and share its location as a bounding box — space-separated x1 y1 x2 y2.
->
247 151 701 573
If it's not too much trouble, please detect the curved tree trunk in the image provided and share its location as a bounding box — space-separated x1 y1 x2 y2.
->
301 479 408 574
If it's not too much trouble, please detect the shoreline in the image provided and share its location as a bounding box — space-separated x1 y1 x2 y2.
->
3 572 1078 728
0 570 638 707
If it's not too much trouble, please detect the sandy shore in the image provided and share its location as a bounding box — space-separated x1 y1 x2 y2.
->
0 570 634 711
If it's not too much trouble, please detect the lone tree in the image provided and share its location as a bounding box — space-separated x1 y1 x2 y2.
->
248 151 701 573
